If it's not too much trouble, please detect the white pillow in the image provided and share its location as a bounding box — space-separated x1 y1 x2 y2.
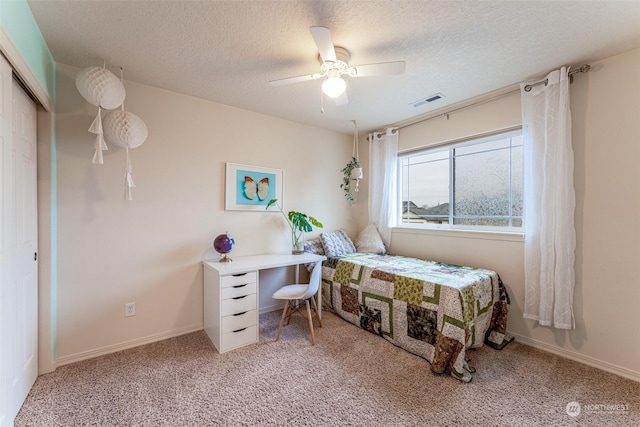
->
355 224 386 254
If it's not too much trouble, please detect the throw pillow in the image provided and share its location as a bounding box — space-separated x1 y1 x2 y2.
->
303 238 326 272
355 224 386 254
320 230 356 257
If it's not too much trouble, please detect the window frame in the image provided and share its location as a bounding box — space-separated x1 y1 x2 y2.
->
397 126 523 233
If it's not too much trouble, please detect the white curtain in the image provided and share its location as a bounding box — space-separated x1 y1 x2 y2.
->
520 67 576 329
368 128 398 248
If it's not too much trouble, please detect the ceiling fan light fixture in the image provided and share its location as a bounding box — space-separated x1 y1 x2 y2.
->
322 76 346 98
270 27 405 105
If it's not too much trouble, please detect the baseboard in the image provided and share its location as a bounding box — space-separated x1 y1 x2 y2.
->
56 323 203 367
260 302 285 315
56 306 289 367
510 332 640 383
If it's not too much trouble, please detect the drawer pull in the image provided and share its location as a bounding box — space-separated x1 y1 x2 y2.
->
232 311 248 317
232 273 248 277
232 295 247 300
232 284 248 289
232 327 247 333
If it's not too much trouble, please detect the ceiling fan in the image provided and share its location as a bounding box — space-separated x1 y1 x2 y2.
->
269 26 406 105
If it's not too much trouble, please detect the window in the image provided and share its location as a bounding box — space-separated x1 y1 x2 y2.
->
399 129 523 229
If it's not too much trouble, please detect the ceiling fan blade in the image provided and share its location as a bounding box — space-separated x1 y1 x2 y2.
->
310 26 337 63
351 61 406 77
269 73 323 86
334 91 349 106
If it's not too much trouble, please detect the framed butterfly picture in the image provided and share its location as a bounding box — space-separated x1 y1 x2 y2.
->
225 162 284 211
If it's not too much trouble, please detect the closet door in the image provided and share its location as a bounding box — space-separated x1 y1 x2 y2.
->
0 55 38 426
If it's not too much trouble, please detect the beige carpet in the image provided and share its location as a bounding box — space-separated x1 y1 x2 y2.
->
15 310 640 426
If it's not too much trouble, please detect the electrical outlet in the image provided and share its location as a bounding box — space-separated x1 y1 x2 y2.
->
125 302 136 317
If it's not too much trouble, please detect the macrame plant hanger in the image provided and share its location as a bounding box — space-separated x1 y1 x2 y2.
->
339 120 363 205
351 120 363 190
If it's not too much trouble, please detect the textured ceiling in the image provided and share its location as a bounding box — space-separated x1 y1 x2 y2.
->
27 0 640 135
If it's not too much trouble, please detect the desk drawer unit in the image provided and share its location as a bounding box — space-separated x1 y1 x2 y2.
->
203 266 259 353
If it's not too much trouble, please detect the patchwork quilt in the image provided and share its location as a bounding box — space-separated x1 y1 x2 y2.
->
321 253 512 382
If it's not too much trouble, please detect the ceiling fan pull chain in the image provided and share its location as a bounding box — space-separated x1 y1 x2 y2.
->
320 88 324 114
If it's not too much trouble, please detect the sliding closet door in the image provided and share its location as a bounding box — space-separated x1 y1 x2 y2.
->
0 51 11 427
0 54 38 426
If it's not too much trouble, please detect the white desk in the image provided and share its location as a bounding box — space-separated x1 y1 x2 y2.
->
202 253 326 353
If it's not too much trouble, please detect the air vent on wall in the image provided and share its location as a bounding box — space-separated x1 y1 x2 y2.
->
411 93 445 108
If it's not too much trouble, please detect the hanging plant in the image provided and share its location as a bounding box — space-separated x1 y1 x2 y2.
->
340 157 361 203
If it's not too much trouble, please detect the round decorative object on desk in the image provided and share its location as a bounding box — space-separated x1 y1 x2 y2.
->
213 232 235 263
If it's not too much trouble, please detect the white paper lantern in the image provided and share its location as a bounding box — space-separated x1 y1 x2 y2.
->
102 110 148 200
76 66 127 164
75 66 126 109
102 110 148 148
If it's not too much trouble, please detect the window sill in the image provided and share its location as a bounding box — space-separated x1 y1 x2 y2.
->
393 225 524 242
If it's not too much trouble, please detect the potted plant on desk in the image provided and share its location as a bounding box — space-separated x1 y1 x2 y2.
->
266 199 323 254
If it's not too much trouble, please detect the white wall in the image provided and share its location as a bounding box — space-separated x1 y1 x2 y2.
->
388 47 640 381
55 63 355 364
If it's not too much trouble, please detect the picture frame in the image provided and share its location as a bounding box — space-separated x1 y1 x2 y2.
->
225 162 284 211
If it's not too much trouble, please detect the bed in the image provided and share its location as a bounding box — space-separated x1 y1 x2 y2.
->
310 230 512 382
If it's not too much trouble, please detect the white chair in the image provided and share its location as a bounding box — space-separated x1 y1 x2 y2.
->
272 260 323 345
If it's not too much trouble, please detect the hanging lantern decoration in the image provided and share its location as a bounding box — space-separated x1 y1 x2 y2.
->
340 120 363 204
103 110 148 200
75 66 126 164
103 110 147 150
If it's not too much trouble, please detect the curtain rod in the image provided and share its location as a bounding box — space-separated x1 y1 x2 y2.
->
523 64 591 92
382 64 591 134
